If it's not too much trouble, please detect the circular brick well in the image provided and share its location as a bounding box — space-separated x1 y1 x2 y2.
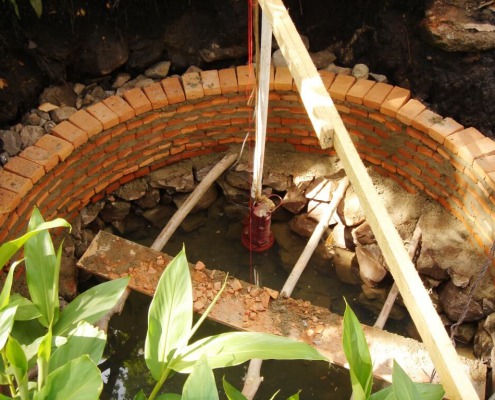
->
1 66 494 256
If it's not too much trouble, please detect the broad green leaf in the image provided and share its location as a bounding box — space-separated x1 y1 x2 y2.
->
343 302 373 399
10 319 45 347
37 330 52 389
182 356 218 400
49 321 106 373
287 392 301 400
0 305 18 350
133 390 148 400
8 0 20 18
25 208 60 327
29 0 42 17
34 355 102 400
145 248 192 380
370 386 395 400
222 376 248 400
173 332 328 373
156 395 181 400
0 215 70 269
0 393 12 399
412 383 445 400
6 336 28 377
53 277 129 336
391 361 422 400
0 261 20 309
9 294 42 321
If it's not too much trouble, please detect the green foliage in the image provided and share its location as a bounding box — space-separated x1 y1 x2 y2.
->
139 246 328 400
5 0 42 18
343 302 445 400
0 207 129 399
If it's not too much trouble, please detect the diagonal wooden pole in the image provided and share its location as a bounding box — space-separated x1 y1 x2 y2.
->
257 0 479 398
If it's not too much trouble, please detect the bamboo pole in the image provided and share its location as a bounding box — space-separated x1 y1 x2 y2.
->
151 152 238 252
281 177 349 297
257 0 479 397
374 223 422 329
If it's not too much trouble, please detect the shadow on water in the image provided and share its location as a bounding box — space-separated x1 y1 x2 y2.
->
99 195 397 398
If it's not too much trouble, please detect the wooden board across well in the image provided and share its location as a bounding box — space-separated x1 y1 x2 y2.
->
78 231 486 397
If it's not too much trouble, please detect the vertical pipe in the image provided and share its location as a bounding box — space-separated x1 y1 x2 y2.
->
251 12 272 200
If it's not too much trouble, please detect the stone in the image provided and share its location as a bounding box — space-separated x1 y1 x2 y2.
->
351 221 376 245
174 185 218 213
185 65 202 73
20 125 45 148
288 214 319 238
39 83 77 107
60 252 78 300
0 130 21 155
199 44 246 63
73 83 86 96
144 61 171 79
305 177 336 202
216 177 250 206
449 271 471 288
24 112 42 126
142 204 176 228
180 212 207 232
361 284 388 302
263 171 289 191
325 64 352 75
80 202 105 226
135 188 161 209
369 72 388 83
352 63 370 80
310 48 337 69
474 320 493 361
272 49 288 68
307 200 340 225
114 178 148 201
0 152 9 166
75 229 96 259
112 73 131 89
99 200 131 223
358 292 407 320
337 186 366 227
326 222 354 251
356 246 388 287
282 185 307 214
150 160 195 193
334 247 361 285
49 106 77 123
452 322 476 344
439 281 484 323
223 203 248 221
225 169 251 190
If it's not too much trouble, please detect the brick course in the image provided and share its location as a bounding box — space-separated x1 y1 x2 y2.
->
1 67 494 254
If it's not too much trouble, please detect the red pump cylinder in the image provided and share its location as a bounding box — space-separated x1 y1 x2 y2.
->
241 196 279 252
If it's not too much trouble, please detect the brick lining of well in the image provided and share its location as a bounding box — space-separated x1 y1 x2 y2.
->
1 66 494 253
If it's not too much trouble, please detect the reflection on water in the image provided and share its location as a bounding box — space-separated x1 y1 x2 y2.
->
100 196 385 398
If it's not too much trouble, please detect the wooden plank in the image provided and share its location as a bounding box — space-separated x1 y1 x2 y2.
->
258 1 481 398
77 231 486 397
257 0 337 149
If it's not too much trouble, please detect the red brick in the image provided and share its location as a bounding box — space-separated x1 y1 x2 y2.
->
395 99 426 126
51 120 89 148
0 188 21 214
218 68 238 94
381 86 411 117
444 127 486 155
161 77 186 104
345 79 375 104
68 110 103 137
123 87 152 115
412 109 442 133
126 118 143 131
319 70 336 89
86 102 119 130
473 154 495 179
236 65 255 92
143 82 169 109
458 137 495 166
35 134 74 161
363 83 393 110
200 70 221 95
182 72 204 100
428 117 464 144
19 146 59 172
102 96 135 123
4 156 45 184
274 67 293 91
329 75 356 101
0 169 33 197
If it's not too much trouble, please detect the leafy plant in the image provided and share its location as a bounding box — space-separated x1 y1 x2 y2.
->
342 302 445 400
134 246 328 399
5 0 42 18
0 207 130 399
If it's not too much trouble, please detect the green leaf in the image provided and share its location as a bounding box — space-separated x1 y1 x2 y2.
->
49 321 106 373
391 361 421 400
0 261 20 310
9 294 42 321
0 214 70 270
29 0 42 17
24 208 61 327
6 336 28 377
156 395 181 400
182 356 218 400
222 376 248 400
343 301 373 399
173 332 328 373
145 247 192 380
34 355 102 400
133 390 148 400
0 305 18 350
37 330 52 390
413 383 445 400
53 277 129 336
286 392 301 400
370 386 395 400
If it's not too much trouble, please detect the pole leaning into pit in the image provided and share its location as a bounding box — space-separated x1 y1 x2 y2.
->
152 152 238 252
257 0 479 398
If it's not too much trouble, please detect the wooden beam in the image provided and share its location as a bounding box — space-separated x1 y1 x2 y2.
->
256 0 336 149
258 0 480 398
77 231 486 398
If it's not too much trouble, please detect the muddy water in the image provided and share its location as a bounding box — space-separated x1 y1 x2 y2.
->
100 196 390 398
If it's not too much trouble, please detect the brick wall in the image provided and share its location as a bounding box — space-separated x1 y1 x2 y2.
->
1 66 494 253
